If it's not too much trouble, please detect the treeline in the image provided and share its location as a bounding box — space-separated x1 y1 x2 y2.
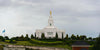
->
0 34 97 43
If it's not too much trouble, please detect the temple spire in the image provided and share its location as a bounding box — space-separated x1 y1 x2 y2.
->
48 11 54 26
50 10 52 16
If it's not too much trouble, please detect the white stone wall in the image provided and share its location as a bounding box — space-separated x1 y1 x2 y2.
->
36 28 65 39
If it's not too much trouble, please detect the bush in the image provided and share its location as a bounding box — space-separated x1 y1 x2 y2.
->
5 40 10 43
10 40 16 43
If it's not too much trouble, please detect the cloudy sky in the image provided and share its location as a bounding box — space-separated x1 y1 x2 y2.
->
0 0 100 38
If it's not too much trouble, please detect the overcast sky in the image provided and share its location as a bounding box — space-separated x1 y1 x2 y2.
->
0 0 100 38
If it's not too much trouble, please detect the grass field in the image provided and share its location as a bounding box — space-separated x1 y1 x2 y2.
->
0 39 72 50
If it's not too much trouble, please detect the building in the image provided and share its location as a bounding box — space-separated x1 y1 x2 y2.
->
72 41 90 50
35 11 65 39
4 45 25 50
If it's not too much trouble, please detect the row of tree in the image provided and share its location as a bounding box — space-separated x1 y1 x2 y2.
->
36 33 95 41
0 33 96 42
0 34 100 50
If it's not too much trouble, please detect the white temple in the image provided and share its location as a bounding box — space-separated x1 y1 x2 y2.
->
35 11 65 39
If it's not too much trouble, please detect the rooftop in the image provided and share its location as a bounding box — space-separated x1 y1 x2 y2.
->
72 41 90 45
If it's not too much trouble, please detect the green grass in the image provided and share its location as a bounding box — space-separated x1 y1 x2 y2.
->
0 39 72 50
30 39 63 44
0 42 11 45
16 41 33 46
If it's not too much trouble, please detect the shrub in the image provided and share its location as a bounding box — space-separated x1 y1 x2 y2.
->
5 40 10 43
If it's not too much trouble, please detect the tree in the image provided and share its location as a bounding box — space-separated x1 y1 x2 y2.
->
25 34 29 38
71 34 76 40
76 35 80 40
88 37 92 40
0 36 5 41
92 34 100 50
35 33 36 38
65 34 68 40
20 35 24 38
62 33 64 39
20 35 24 41
25 34 30 41
31 34 34 39
41 33 45 39
80 35 87 40
55 32 58 39
10 37 17 41
5 36 9 40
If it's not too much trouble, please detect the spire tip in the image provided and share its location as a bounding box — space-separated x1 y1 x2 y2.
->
50 10 52 15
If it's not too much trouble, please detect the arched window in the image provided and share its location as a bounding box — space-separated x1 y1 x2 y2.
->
80 48 87 50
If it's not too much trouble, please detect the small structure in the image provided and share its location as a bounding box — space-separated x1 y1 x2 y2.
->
72 41 90 50
35 11 65 39
4 45 25 50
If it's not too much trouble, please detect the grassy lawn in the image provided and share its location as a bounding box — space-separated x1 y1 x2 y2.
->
0 42 11 45
16 41 72 50
0 39 72 50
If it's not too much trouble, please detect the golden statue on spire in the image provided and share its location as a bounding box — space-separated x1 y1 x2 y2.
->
50 10 52 15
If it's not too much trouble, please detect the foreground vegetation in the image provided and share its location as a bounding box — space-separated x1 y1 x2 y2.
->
0 34 99 50
0 40 72 50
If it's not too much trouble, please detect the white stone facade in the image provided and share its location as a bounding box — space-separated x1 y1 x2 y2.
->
36 11 65 39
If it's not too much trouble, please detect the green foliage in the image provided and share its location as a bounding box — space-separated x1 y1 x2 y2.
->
5 36 9 40
11 37 18 41
16 40 71 50
24 34 30 41
55 32 58 39
30 39 63 45
20 35 25 41
80 35 87 40
76 35 80 40
65 34 68 40
35 33 36 38
71 34 76 40
92 35 100 50
0 36 5 41
62 33 64 39
87 41 95 45
13 40 16 43
16 41 32 46
10 39 16 43
31 34 34 39
5 40 10 43
41 33 45 39
88 37 93 40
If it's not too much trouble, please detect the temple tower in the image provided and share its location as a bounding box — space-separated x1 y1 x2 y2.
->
48 11 54 26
